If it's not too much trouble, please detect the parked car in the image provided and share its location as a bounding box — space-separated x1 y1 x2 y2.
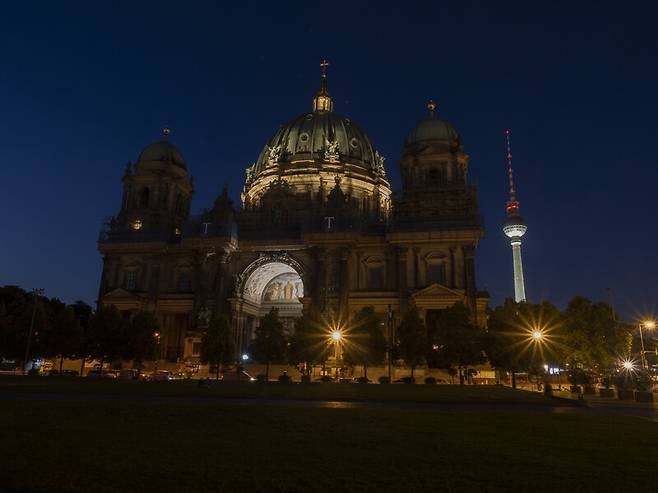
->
152 371 173 381
119 369 139 380
86 370 118 379
220 369 256 382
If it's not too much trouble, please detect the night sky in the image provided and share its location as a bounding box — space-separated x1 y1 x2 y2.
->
1 1 657 321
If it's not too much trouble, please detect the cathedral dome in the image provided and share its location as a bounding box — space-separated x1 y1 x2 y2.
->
137 137 186 169
251 110 380 177
406 101 459 144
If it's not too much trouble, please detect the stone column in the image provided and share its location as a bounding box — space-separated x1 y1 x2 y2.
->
213 251 231 318
413 248 420 288
463 245 477 323
339 249 349 316
397 247 408 312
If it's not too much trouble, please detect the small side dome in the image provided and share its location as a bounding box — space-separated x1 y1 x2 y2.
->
406 100 459 144
137 140 186 169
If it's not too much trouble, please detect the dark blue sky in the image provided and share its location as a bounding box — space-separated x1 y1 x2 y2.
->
1 1 656 320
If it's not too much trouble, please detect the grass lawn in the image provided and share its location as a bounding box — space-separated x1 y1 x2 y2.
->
2 379 658 492
0 376 568 406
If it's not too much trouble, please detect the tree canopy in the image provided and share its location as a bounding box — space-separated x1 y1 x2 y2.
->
249 308 288 380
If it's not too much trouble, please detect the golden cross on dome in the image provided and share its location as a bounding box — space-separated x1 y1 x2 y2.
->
320 59 329 76
163 127 171 139
427 100 437 114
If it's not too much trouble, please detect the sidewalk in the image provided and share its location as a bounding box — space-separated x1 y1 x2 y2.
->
554 390 658 422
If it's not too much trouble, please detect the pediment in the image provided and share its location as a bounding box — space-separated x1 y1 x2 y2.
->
102 288 142 300
411 283 466 300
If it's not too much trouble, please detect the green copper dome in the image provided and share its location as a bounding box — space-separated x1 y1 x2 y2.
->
406 117 459 144
406 101 460 144
137 141 187 169
252 111 380 176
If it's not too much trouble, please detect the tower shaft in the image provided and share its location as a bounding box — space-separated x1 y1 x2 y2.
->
510 240 526 302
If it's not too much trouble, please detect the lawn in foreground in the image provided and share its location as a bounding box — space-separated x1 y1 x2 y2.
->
2 396 657 493
0 376 566 405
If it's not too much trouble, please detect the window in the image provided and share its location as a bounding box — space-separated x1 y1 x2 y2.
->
125 271 137 290
192 342 201 355
177 272 192 291
427 262 445 285
140 187 150 208
368 266 384 289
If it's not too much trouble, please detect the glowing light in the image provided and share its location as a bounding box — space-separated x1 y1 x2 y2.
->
132 219 143 231
642 320 656 330
153 331 160 339
241 354 249 361
331 330 342 342
622 360 634 371
532 330 543 341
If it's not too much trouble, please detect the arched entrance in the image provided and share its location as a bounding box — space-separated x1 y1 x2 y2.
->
232 253 307 353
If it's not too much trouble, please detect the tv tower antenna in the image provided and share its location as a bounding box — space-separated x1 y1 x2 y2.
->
502 129 528 302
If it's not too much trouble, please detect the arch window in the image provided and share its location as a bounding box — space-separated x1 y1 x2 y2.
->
363 256 385 289
425 253 447 285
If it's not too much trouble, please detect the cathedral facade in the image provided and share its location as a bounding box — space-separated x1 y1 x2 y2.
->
97 68 487 365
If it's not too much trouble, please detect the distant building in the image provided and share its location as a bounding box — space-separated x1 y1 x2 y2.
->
97 64 487 364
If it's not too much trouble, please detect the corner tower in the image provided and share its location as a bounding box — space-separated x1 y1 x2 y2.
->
502 129 528 302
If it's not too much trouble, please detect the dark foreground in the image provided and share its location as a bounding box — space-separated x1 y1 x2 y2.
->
2 379 657 493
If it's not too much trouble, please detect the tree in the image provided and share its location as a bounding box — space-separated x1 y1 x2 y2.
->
125 311 159 369
200 316 234 380
428 302 486 384
396 307 427 379
71 301 93 375
87 305 126 374
562 296 631 373
486 299 563 388
42 305 83 373
288 306 330 377
342 307 387 379
249 308 287 381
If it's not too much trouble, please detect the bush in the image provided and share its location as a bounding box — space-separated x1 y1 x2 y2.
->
424 376 437 385
256 374 267 383
277 373 292 384
320 375 333 383
27 368 39 377
300 375 311 384
378 376 390 384
632 369 653 392
613 372 632 390
402 376 415 384
356 376 370 384
567 368 593 386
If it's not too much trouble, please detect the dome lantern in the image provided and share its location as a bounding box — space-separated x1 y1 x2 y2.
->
312 59 333 113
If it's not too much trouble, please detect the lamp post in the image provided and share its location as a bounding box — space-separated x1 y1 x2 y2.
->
153 331 161 375
23 288 44 374
331 329 342 379
638 320 655 369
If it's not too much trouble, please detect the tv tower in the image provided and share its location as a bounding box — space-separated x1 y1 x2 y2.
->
502 129 527 302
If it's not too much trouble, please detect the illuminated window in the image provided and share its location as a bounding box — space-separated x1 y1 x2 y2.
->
125 271 137 290
132 219 143 231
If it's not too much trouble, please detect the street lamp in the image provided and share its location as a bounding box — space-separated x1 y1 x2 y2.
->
23 288 44 374
638 320 655 369
330 329 343 379
153 331 161 374
532 330 543 341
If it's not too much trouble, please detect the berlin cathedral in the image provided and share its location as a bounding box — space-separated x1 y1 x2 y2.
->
98 64 487 365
